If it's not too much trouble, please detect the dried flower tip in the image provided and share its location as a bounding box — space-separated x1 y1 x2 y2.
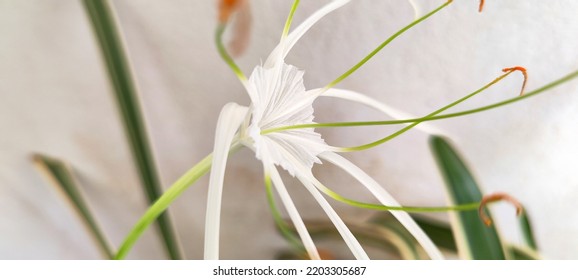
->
478 192 524 226
502 66 528 96
479 0 485 12
218 0 243 23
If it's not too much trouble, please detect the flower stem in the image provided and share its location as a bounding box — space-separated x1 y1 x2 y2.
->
324 0 453 89
114 142 242 259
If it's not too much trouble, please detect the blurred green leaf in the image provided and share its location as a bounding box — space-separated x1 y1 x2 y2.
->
518 211 538 250
430 136 505 259
506 245 540 260
413 216 457 252
82 0 181 259
33 154 114 259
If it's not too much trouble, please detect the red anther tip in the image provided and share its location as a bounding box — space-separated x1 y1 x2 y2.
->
502 66 527 73
218 0 241 23
478 192 524 227
502 66 528 96
479 0 485 12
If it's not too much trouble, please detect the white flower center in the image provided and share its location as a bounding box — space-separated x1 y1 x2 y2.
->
246 62 329 176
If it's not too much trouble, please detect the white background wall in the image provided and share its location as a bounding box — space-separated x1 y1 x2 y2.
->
1 0 578 259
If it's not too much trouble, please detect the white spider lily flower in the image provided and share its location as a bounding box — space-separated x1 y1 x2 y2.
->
205 0 444 260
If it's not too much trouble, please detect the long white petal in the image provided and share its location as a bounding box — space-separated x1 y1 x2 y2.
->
319 151 444 260
320 88 445 135
265 161 321 260
204 103 249 260
265 0 351 67
293 167 369 259
297 175 369 260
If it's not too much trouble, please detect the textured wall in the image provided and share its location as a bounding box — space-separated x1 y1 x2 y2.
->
1 0 577 259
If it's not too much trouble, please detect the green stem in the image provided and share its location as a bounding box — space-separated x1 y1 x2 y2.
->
341 71 509 151
264 174 307 254
282 0 301 38
216 24 247 81
316 180 480 213
264 68 578 134
324 0 453 89
114 142 242 259
82 0 181 259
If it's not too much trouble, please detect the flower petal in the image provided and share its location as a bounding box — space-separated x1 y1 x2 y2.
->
204 103 249 260
248 63 329 176
264 159 321 260
321 88 445 135
264 0 351 68
296 172 370 260
319 151 445 260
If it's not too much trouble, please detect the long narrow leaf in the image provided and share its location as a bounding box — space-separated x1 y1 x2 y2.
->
518 211 538 250
82 0 181 259
430 136 505 259
506 245 540 260
413 216 457 252
32 154 114 259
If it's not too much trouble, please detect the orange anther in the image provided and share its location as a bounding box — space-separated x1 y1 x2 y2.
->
478 192 524 226
479 0 485 12
502 66 528 96
218 0 242 23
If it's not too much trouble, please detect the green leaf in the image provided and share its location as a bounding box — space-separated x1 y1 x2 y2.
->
518 211 538 250
413 216 457 252
32 154 114 259
82 0 181 259
506 245 540 260
430 136 505 259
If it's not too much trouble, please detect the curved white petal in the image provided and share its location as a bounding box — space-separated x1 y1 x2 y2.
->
265 0 351 68
264 159 321 260
204 103 249 260
296 172 369 260
320 88 445 135
319 151 444 260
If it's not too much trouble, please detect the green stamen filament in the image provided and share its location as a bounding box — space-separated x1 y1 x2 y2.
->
316 181 480 213
282 0 301 38
324 0 453 89
264 174 307 255
216 24 247 81
261 68 578 136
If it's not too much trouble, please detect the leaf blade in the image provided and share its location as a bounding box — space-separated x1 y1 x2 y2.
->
430 136 505 259
82 0 181 259
33 154 114 259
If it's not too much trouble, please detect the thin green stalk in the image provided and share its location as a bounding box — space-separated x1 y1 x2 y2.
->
33 154 114 259
264 68 578 134
264 174 306 254
316 182 480 212
216 24 247 80
83 0 182 259
341 71 510 151
115 143 242 260
282 0 301 38
324 0 453 89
